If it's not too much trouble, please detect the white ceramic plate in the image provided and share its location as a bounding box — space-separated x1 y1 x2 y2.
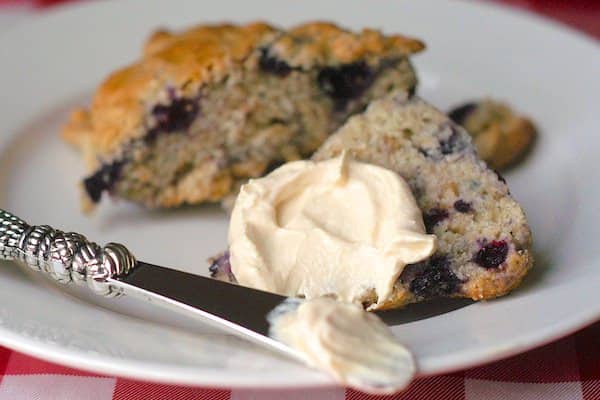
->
0 0 599 389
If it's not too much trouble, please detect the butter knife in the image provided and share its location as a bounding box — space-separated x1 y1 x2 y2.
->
0 208 303 362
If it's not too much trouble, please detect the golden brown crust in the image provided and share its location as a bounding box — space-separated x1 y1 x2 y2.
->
273 22 424 66
375 288 415 311
62 108 90 148
61 21 424 164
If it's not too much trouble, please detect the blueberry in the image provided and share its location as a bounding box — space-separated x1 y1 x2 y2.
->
448 102 476 125
402 256 461 298
208 251 237 283
146 98 199 141
83 160 125 203
439 126 466 155
419 126 468 159
454 200 472 213
317 61 374 110
423 208 449 233
258 48 293 76
474 240 509 268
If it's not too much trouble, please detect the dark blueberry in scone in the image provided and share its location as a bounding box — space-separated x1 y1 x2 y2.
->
423 208 449 233
439 125 469 155
317 61 374 110
403 256 462 298
448 99 537 170
454 200 472 213
145 98 200 142
210 92 533 310
62 22 424 211
82 161 124 203
474 240 509 269
208 251 236 283
258 47 293 76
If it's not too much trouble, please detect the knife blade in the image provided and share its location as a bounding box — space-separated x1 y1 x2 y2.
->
110 261 301 358
0 209 303 362
118 261 285 336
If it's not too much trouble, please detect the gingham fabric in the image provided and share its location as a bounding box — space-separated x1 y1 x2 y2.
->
0 323 598 399
0 1 599 399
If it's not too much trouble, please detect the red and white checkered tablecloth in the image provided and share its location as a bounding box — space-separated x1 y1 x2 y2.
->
0 1 599 399
0 323 598 399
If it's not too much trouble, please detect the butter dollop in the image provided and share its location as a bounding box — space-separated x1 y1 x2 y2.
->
268 297 415 393
229 152 436 308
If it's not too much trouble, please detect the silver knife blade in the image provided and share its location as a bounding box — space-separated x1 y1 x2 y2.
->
108 262 302 360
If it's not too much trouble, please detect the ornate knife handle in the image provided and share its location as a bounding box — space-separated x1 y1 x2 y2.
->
0 209 136 297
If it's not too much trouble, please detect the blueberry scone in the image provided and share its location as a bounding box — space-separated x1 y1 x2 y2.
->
449 99 537 170
210 91 533 309
62 22 424 210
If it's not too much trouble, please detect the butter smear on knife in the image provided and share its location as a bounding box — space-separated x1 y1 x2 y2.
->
268 297 416 393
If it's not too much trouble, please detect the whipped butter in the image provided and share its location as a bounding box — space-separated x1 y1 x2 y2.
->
268 297 415 393
229 152 436 308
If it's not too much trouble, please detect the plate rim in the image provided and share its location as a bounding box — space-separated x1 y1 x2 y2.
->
0 0 599 388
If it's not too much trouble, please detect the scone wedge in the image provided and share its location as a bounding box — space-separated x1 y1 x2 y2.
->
211 91 533 309
62 22 424 210
313 92 533 309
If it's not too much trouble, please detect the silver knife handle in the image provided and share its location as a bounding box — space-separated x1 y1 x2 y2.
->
0 209 136 297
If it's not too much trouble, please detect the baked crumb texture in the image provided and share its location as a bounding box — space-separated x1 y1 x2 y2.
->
62 22 424 209
313 92 533 309
448 99 537 170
